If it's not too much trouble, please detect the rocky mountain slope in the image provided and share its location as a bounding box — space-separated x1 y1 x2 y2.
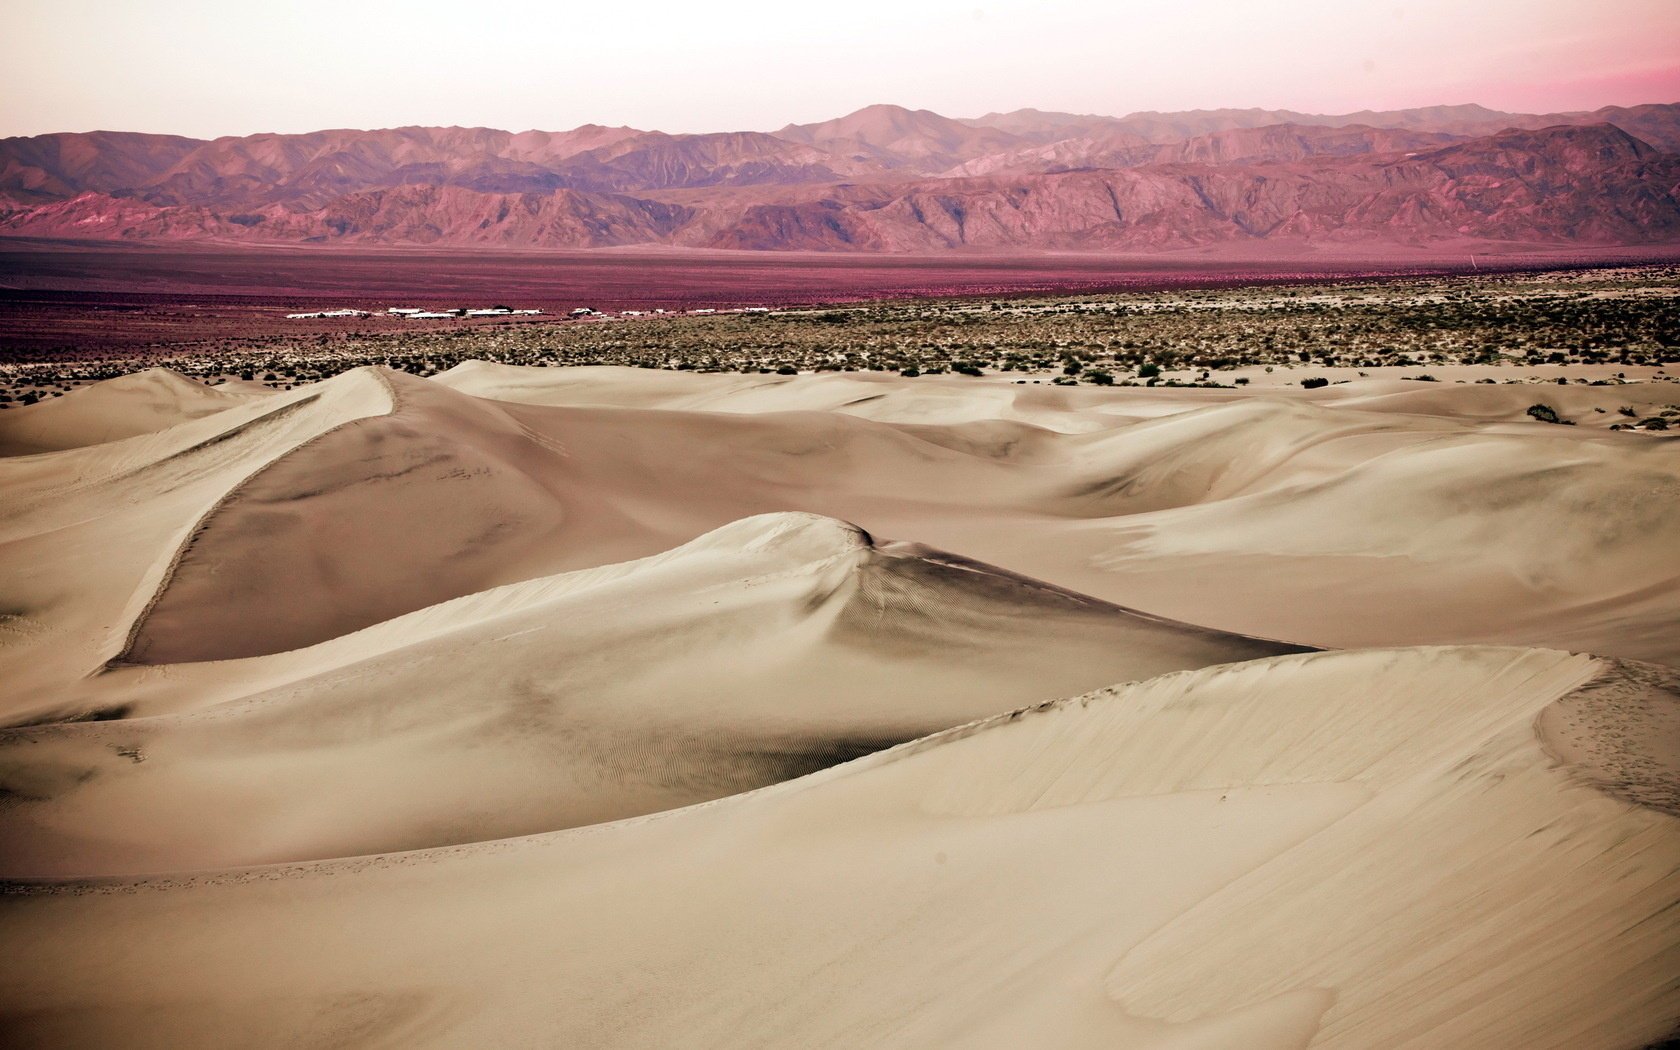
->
2 102 1676 251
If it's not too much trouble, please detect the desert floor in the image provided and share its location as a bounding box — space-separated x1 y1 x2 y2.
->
0 364 1676 1048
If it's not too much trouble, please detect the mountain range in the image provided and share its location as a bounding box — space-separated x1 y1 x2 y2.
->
2 102 1678 252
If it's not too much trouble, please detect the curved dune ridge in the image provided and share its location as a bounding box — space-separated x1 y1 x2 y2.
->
0 364 1677 1047
1 648 1675 1049
0 511 1298 876
0 367 261 457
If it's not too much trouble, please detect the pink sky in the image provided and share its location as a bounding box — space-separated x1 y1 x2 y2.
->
6 0 1677 138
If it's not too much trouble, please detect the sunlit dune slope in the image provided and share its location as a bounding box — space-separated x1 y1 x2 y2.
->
1 647 1673 1049
0 512 1296 875
0 367 262 456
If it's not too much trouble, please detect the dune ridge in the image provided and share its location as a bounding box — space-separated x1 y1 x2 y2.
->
1 647 1673 1049
1 510 1300 875
0 362 1676 1047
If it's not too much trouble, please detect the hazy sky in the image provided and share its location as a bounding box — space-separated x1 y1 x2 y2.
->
7 0 1678 138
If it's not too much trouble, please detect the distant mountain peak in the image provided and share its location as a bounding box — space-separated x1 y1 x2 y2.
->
3 102 1677 252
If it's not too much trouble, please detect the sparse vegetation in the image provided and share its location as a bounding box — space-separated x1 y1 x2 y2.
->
3 266 1678 401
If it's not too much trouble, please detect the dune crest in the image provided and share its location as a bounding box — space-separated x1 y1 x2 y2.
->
2 647 1674 1049
0 509 1299 875
0 367 259 457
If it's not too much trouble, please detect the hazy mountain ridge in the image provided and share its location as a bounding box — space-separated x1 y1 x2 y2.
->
2 102 1677 251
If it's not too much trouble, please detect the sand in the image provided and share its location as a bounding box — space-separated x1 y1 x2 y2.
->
1 364 1676 1047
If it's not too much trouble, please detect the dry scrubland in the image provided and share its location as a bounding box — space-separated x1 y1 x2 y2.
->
0 266 1678 1049
3 266 1679 409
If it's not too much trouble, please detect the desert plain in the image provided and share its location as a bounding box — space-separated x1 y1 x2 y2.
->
0 259 1677 1049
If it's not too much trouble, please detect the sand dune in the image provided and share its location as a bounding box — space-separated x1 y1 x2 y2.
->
2 647 1674 1048
0 363 1675 1046
3 362 1673 703
0 367 262 457
414 366 1680 663
1 512 1295 875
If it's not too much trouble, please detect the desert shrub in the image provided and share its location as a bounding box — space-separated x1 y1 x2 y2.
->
775 365 797 375
1084 370 1114 385
1137 363 1161 378
1301 377 1330 389
1526 404 1562 424
1640 417 1670 431
899 367 920 377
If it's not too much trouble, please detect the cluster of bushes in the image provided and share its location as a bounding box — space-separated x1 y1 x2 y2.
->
6 267 1677 398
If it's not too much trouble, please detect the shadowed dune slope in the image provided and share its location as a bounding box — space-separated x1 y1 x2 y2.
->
115 368 1093 664
121 369 599 662
0 512 1298 875
1 647 1673 1049
0 369 397 714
